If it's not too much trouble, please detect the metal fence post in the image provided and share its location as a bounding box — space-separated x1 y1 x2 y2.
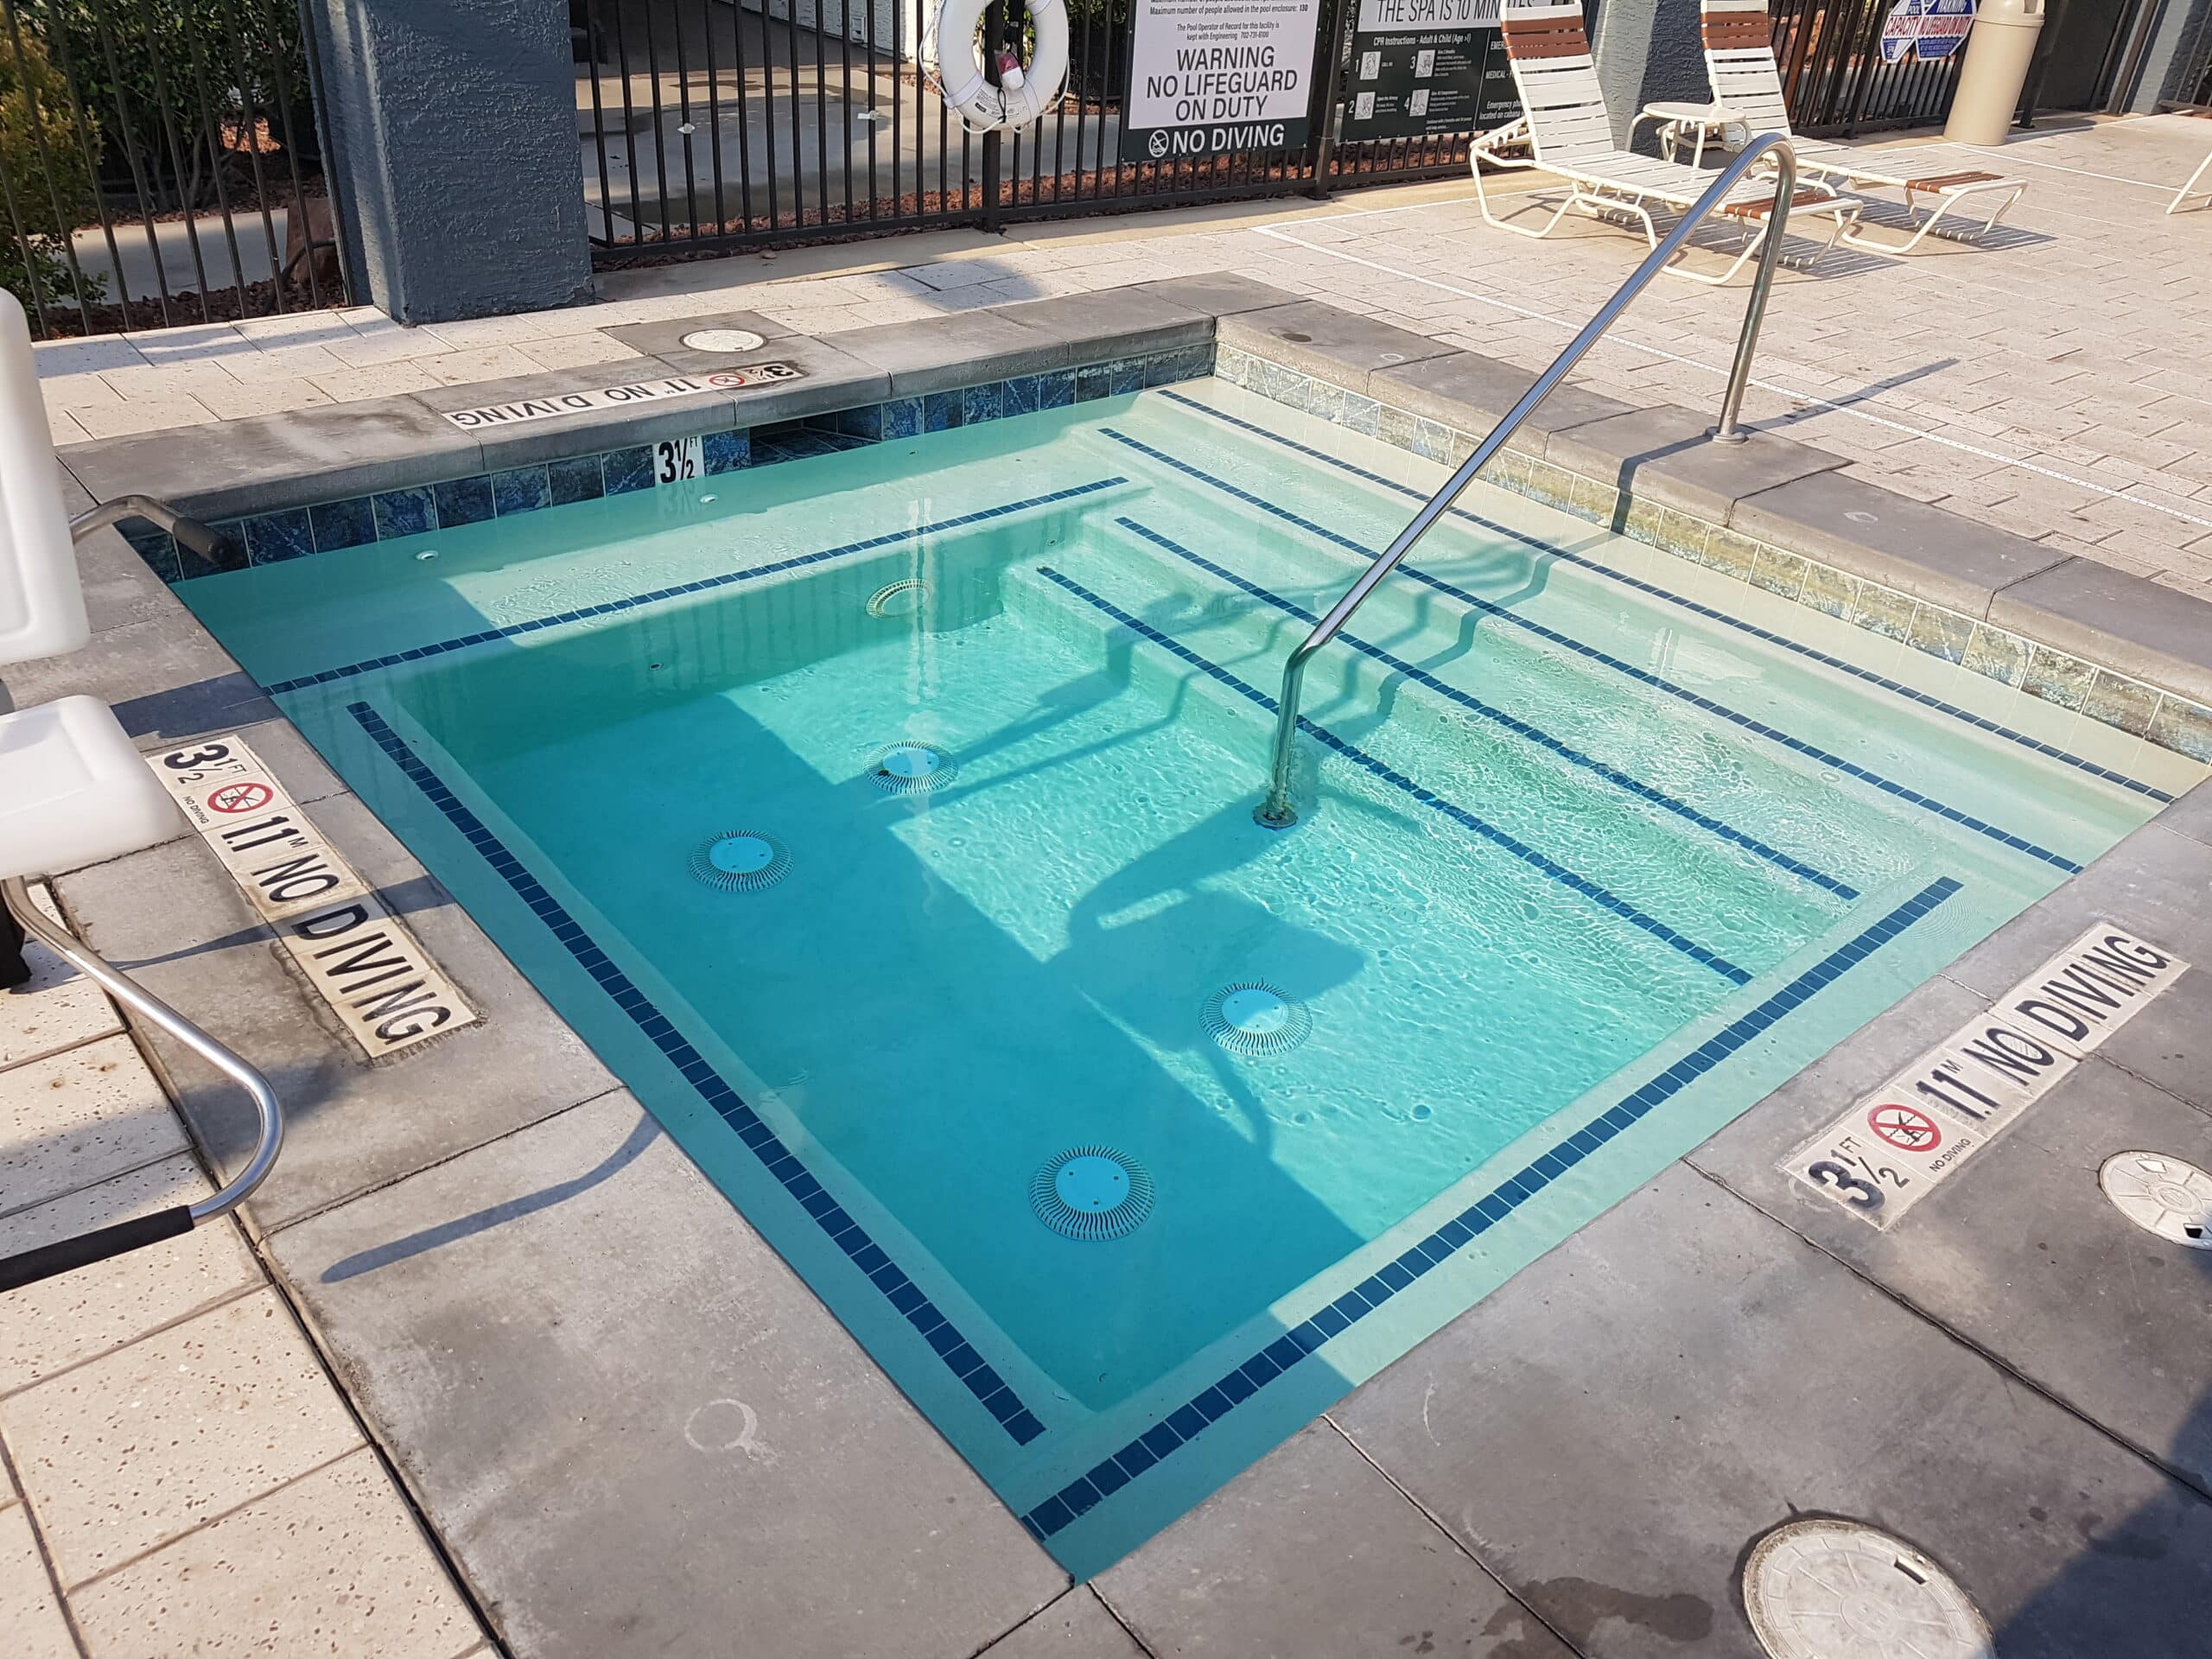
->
1308 0 1351 194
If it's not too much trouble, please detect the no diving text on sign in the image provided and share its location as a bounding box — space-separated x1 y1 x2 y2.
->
146 735 480 1061
1122 0 1319 164
1783 924 2190 1229
439 365 802 431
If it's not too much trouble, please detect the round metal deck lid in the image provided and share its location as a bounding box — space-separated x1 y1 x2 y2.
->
2099 1152 2212 1248
1743 1519 1992 1659
680 327 766 353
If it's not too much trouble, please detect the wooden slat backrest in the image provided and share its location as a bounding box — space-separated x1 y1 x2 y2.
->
1699 0 1793 139
1500 16 1592 59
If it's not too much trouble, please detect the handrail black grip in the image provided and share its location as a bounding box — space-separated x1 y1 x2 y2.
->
0 1206 195 1293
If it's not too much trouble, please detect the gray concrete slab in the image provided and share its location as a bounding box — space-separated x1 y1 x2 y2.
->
1991 557 2212 709
1125 272 1298 321
73 524 181 637
54 791 615 1231
262 1087 1066 1659
1217 302 1455 395
1332 1164 2212 1658
1689 977 2212 1493
60 395 485 523
1542 405 1847 526
1731 469 2074 620
1097 1420 1570 1659
407 359 750 473
0 611 264 747
1370 351 1636 459
601 308 801 363
996 288 1216 362
978 1588 1147 1659
2159 779 2212 849
830 308 1078 397
1936 821 2212 1121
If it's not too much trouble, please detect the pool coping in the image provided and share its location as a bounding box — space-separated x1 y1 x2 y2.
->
16 278 2212 1650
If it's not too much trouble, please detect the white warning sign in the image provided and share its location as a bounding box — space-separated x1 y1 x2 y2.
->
1122 0 1320 163
1783 925 2189 1229
147 734 480 1061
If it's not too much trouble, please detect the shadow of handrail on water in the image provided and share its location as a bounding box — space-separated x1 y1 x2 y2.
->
320 1104 661 1282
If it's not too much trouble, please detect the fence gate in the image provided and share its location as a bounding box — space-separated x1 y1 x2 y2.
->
0 0 346 340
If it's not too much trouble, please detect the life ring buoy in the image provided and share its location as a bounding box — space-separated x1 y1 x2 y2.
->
924 0 1068 133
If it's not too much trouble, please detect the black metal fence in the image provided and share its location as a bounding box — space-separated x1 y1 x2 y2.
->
1764 0 1968 137
0 0 346 340
576 0 1478 266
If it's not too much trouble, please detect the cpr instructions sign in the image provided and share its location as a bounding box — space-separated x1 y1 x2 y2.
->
1122 0 1319 163
1343 0 1517 143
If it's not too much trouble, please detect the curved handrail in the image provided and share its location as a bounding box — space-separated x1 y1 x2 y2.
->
69 493 230 563
0 876 283 1292
1253 134 1801 828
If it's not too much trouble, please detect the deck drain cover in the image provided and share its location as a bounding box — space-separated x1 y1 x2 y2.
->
689 831 790 892
680 327 766 353
867 578 932 617
2099 1152 2212 1249
1743 1520 1992 1659
1203 982 1311 1055
1031 1147 1154 1241
868 741 954 794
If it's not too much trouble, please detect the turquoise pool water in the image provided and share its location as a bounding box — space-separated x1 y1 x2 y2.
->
180 378 2200 1574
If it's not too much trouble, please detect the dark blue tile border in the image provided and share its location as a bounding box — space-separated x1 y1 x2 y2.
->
1104 426 2083 877
1110 514 1861 904
1017 873 1965 1541
1037 567 1753 986
1157 390 2173 806
264 478 1127 695
346 701 1048 1447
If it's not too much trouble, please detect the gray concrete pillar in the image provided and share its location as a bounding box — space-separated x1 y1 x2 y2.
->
302 1 593 323
1592 0 1713 149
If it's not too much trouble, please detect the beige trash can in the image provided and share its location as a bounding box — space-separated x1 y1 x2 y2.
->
1943 0 2045 146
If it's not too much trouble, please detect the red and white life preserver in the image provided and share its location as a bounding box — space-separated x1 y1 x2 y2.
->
924 0 1068 133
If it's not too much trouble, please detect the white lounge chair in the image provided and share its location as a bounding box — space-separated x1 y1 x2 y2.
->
1700 0 2025 251
1472 0 1851 284
2172 144 2212 215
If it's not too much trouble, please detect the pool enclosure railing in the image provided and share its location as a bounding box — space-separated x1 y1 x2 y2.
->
1253 133 1802 830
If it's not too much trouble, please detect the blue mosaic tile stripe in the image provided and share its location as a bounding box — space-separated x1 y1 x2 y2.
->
1038 567 1751 986
1017 873 1966 1541
1112 514 1862 904
345 701 1047 1446
264 479 1127 696
1109 424 2084 878
1159 390 2173 806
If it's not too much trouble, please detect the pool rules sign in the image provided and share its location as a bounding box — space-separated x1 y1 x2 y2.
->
1122 0 1320 163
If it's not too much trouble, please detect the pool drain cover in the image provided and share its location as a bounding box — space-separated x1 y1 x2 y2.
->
868 741 955 794
1743 1520 1992 1659
867 578 932 618
1202 982 1311 1055
1031 1147 1154 1241
689 831 790 892
2099 1151 2212 1249
680 327 766 353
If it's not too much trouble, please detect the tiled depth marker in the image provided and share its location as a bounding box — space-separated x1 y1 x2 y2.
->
144 733 478 1060
1783 923 2191 1229
1017 874 1964 1542
346 702 1046 1445
1154 390 2172 805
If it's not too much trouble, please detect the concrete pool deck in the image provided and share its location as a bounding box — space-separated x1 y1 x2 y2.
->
4 123 2212 1657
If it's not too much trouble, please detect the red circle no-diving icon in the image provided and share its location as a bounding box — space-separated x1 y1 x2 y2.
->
206 780 273 815
1867 1103 1942 1152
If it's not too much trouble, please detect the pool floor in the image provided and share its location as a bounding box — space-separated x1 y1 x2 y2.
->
178 376 2198 1573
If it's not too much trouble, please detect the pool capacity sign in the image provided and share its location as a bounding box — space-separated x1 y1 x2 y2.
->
1122 0 1321 163
1343 0 1518 143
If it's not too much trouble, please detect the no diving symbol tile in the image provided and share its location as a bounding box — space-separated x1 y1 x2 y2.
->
1866 1103 1942 1153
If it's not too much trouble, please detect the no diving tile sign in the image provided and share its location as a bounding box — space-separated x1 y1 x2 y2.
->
1783 925 2190 1229
439 365 802 430
147 735 479 1060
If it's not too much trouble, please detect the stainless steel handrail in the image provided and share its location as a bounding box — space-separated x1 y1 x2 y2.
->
1 877 283 1290
69 493 230 563
1253 135 1801 829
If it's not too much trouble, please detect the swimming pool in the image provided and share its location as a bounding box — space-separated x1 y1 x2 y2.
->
178 372 2198 1575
